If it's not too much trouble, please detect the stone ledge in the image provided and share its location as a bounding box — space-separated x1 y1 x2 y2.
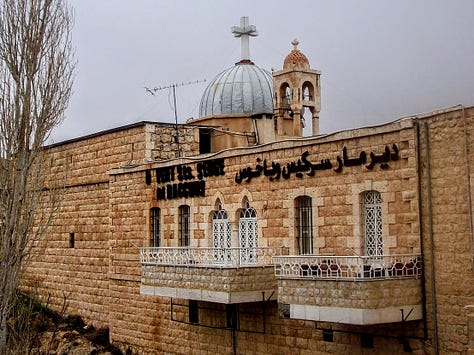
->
140 285 277 304
290 303 423 325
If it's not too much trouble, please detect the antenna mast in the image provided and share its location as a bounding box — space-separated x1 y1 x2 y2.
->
145 79 206 157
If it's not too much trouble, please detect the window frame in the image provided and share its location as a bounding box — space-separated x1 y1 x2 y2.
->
362 190 383 257
179 205 191 247
295 196 313 255
150 207 161 247
238 201 258 264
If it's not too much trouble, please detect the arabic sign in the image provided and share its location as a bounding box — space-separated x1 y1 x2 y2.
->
235 144 399 184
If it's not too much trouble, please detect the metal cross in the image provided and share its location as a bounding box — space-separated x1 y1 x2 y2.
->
231 16 258 61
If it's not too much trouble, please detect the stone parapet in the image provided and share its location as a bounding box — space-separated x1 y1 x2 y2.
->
279 278 423 325
141 265 276 303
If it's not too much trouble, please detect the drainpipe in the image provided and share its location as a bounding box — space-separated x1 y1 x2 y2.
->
415 122 428 340
423 121 439 354
460 105 474 270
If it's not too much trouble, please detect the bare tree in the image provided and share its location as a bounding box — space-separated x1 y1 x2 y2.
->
0 0 75 353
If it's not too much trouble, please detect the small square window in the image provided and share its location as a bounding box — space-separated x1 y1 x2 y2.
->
361 334 374 348
322 329 333 342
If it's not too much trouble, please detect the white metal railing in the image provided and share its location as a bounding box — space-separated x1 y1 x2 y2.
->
140 246 289 268
273 254 422 280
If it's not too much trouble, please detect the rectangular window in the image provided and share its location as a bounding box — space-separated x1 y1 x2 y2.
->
361 334 374 348
189 300 199 323
69 232 75 248
226 304 237 329
295 196 313 255
179 205 190 247
322 329 334 342
199 129 211 154
151 207 160 247
363 191 383 257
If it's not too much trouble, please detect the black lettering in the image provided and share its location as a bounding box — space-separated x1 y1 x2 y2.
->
178 183 188 198
199 180 206 196
172 184 178 199
156 166 175 184
145 170 152 185
157 187 166 200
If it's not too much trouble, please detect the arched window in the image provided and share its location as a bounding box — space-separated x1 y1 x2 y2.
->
238 200 258 265
279 83 291 105
362 191 383 257
212 201 232 264
179 205 190 247
285 86 291 104
150 207 160 247
302 81 314 101
295 196 313 255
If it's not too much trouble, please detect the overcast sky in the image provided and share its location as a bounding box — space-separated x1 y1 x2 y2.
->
53 0 474 142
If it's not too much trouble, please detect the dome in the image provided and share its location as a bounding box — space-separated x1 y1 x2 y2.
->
283 39 310 70
199 62 274 117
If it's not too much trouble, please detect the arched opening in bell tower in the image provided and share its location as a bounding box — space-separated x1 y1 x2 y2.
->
302 106 313 137
302 81 314 101
279 83 291 105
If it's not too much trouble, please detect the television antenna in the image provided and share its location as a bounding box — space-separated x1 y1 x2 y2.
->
145 79 206 157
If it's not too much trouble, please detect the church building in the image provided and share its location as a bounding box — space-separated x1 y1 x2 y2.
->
24 17 474 354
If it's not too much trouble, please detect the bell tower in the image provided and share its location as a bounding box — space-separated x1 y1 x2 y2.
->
273 39 321 137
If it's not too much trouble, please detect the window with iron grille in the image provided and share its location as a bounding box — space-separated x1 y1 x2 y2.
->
212 202 232 263
362 191 383 257
179 205 190 247
295 196 313 255
238 201 258 264
150 207 160 247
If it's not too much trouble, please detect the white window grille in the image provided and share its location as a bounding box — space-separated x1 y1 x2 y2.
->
179 205 190 247
295 196 313 255
238 202 258 265
212 204 232 264
363 191 383 257
150 207 160 247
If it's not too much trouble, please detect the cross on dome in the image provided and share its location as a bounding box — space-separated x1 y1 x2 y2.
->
231 16 258 62
292 38 299 50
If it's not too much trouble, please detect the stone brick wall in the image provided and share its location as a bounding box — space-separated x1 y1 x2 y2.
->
146 123 201 160
417 106 474 354
278 278 422 310
142 265 275 292
20 106 474 353
23 122 201 327
105 117 424 353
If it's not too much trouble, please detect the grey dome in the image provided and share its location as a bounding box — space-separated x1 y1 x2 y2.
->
199 63 274 117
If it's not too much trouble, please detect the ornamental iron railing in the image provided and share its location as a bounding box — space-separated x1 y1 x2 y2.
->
273 254 422 280
140 246 289 268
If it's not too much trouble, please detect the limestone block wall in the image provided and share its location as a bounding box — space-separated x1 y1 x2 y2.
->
136 119 419 257
142 265 275 292
278 278 422 310
23 124 151 326
22 121 206 326
146 123 201 160
106 118 424 353
20 106 474 353
417 106 474 354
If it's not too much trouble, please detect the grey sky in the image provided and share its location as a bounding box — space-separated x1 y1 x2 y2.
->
54 0 474 142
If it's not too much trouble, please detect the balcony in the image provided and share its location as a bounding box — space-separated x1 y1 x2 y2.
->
273 254 423 325
140 246 288 304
